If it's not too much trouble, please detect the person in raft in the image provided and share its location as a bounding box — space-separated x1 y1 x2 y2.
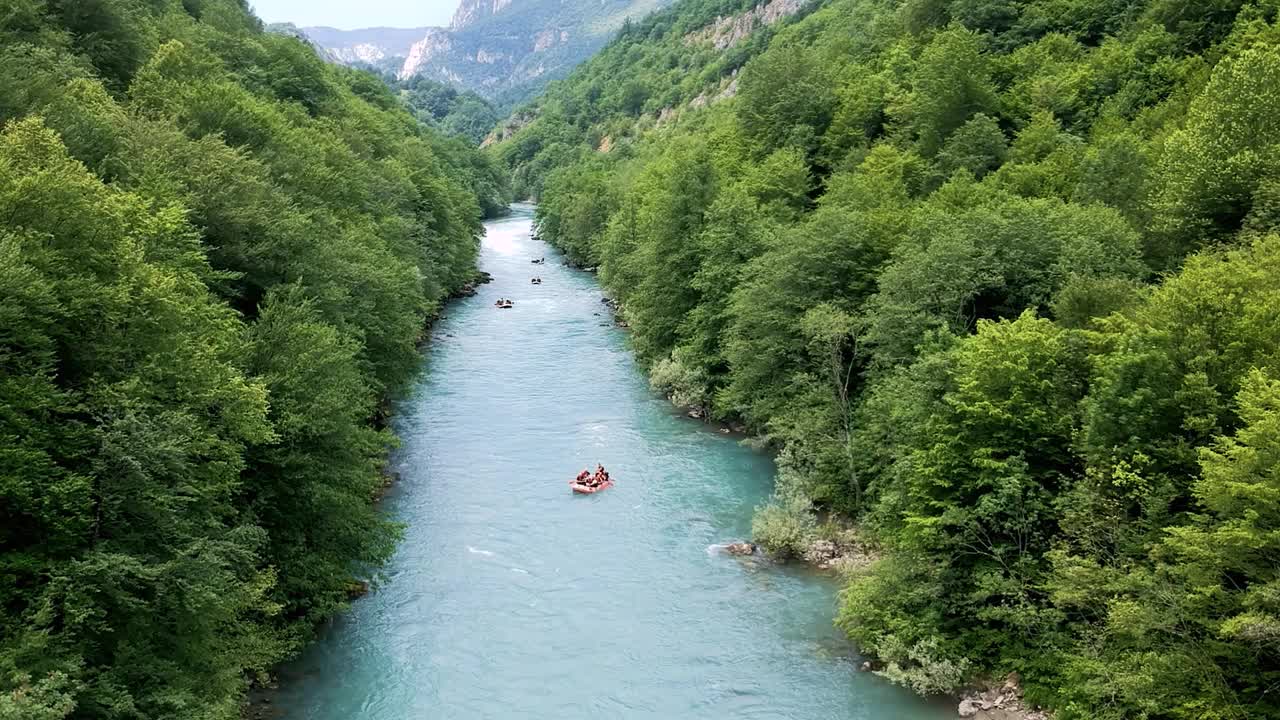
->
576 469 591 484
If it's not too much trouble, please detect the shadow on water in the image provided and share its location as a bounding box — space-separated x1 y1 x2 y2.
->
264 204 954 720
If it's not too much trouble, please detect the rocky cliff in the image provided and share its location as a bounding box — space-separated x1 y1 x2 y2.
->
296 0 673 107
290 25 432 65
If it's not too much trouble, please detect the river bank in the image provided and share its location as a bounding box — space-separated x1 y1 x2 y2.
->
592 265 1048 720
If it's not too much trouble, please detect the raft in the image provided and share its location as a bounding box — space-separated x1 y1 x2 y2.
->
570 479 613 494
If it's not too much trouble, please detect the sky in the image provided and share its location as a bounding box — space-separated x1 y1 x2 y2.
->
250 0 459 30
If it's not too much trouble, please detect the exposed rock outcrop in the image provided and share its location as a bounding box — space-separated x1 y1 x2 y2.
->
474 48 507 64
684 0 810 50
482 109 538 147
450 0 515 30
298 0 675 102
957 674 1052 720
402 29 453 77
534 29 570 52
663 73 740 126
798 530 879 572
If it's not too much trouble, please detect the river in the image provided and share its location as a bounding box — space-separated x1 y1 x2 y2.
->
273 205 952 720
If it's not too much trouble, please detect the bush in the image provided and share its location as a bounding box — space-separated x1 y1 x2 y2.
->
876 636 971 696
648 348 711 411
751 464 818 558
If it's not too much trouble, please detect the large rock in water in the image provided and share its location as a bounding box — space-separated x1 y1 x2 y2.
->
725 542 756 556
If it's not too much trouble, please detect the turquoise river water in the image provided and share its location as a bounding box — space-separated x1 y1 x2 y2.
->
273 205 952 719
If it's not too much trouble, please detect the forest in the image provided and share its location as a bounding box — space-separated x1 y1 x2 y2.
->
393 74 501 147
0 0 505 717
496 0 1280 716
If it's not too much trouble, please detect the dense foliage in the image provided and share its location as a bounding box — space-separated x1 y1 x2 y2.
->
0 1 493 717
497 0 1280 715
395 75 500 145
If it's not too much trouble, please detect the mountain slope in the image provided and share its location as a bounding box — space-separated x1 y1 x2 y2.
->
493 0 1280 716
0 1 495 716
296 0 675 107
493 0 811 195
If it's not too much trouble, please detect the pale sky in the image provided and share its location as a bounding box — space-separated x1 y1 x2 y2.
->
250 0 458 29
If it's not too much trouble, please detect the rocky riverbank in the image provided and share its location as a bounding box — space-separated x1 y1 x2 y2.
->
722 523 1053 720
956 675 1051 720
452 270 494 298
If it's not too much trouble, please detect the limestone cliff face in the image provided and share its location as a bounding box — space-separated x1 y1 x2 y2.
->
285 25 431 66
683 0 809 50
301 0 673 106
449 0 515 30
402 29 453 76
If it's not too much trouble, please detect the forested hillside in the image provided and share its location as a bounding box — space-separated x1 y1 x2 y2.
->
496 0 1280 716
393 75 501 146
0 1 497 717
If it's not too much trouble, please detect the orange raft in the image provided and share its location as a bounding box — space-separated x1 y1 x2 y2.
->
569 478 613 494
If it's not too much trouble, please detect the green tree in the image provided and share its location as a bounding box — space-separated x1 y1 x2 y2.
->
899 25 998 156
934 112 1008 180
1151 42 1280 266
735 43 836 156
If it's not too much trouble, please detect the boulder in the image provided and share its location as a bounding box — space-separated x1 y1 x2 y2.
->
956 673 1047 720
345 580 370 599
725 542 756 556
803 539 839 567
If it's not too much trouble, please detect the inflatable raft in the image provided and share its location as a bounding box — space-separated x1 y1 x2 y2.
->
570 479 613 494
